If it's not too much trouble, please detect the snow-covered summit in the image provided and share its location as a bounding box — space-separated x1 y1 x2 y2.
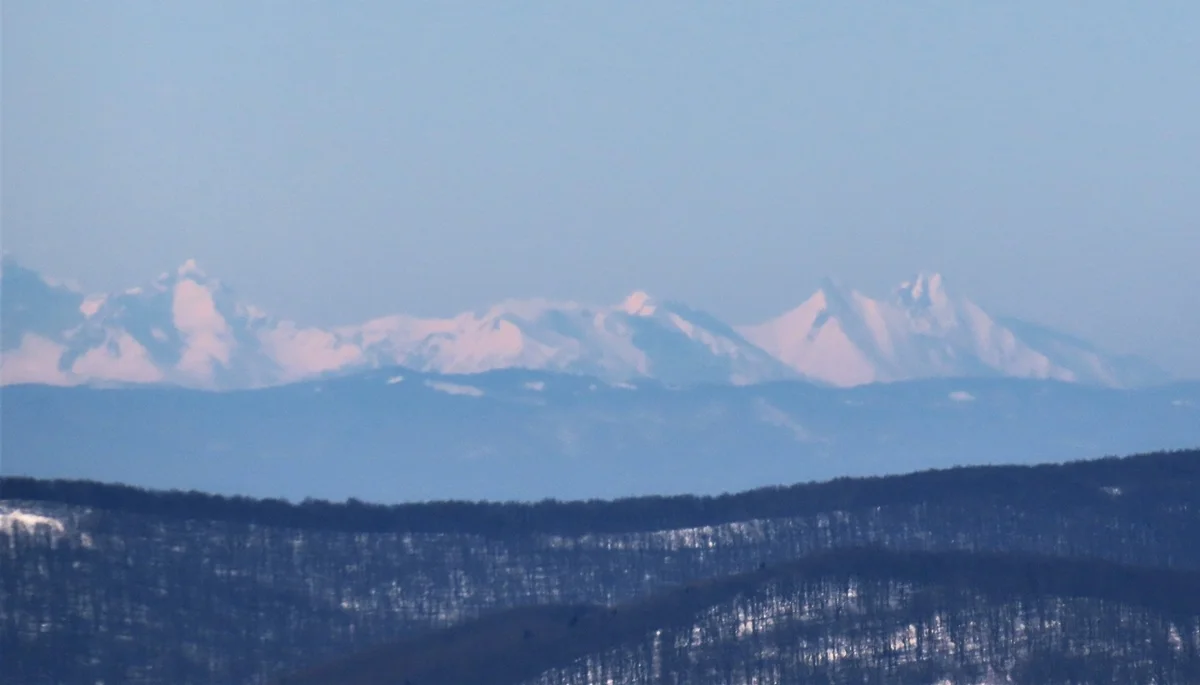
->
895 271 950 309
620 290 657 317
2 258 342 389
175 258 207 279
0 258 1168 390
336 290 793 385
740 272 1159 388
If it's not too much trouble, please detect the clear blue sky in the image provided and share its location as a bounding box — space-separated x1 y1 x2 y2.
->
4 2 1199 377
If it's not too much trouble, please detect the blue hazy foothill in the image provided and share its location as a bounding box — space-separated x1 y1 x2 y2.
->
3 367 1197 503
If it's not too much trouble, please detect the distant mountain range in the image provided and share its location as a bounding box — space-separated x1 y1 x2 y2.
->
0 256 1169 390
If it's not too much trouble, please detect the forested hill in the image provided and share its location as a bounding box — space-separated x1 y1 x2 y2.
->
3 448 1199 684
278 549 1200 685
3 447 1197 536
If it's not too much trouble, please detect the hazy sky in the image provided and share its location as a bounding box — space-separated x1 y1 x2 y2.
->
4 3 1199 376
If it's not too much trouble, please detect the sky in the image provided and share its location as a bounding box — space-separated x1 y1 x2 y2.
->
3 2 1199 377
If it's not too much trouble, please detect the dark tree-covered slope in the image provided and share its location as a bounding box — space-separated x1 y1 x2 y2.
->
278 549 1200 685
4 447 1198 536
2 449 1198 684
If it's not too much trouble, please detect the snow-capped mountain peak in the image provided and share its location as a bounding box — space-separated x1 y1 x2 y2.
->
895 271 950 309
816 274 852 295
175 258 207 279
147 258 225 296
890 271 964 335
620 290 657 317
0 258 1168 391
333 289 790 386
57 260 263 388
1 257 300 389
739 273 1164 388
739 279 893 387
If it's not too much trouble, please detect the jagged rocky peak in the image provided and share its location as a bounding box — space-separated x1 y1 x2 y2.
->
150 258 222 290
177 258 205 276
816 274 851 293
813 275 862 309
895 271 951 309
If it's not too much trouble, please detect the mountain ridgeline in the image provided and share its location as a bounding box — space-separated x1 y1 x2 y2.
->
1 255 1168 390
2 448 1199 684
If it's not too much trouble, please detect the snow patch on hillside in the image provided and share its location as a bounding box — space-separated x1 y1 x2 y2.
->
425 380 485 397
754 399 821 443
0 508 66 537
